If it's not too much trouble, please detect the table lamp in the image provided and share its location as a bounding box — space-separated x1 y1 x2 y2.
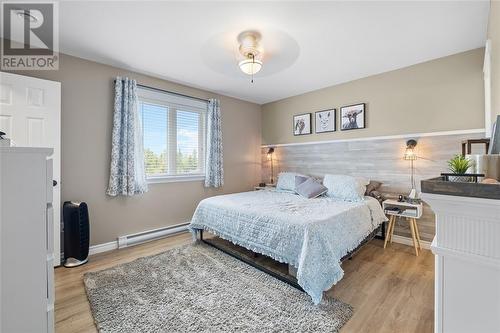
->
267 147 275 184
403 139 418 199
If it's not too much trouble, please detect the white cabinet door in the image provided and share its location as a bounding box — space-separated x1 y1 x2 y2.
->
0 72 61 266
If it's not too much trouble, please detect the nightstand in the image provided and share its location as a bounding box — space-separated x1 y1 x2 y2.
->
382 199 423 256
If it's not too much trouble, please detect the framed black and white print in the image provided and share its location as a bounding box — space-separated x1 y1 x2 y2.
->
340 103 366 131
293 113 311 136
315 109 336 133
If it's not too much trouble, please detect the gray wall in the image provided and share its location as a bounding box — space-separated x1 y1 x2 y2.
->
4 53 262 245
262 48 485 145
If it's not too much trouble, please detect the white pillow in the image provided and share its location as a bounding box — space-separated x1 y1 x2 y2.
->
276 172 306 193
356 177 370 186
323 174 366 202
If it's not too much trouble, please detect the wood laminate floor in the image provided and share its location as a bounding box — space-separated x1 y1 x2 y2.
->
55 233 434 333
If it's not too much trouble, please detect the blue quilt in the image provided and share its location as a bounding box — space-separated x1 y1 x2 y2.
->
189 189 387 304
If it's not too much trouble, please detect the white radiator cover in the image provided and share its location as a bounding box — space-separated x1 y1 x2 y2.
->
422 193 500 333
117 223 189 249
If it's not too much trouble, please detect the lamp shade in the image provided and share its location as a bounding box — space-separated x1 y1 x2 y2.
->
239 58 263 75
403 147 417 160
403 139 418 160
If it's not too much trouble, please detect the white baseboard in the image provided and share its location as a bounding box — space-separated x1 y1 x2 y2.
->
390 234 431 250
89 223 190 256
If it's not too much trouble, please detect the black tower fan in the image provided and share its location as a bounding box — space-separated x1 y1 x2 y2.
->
63 201 90 267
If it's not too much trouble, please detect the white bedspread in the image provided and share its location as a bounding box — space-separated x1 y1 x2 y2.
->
189 189 387 304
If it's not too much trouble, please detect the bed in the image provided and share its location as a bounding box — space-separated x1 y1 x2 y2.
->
189 189 387 304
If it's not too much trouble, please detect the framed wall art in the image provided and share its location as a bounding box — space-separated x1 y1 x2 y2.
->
315 109 336 133
293 113 312 136
340 103 366 131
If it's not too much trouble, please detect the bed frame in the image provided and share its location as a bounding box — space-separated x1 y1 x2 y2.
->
196 224 384 292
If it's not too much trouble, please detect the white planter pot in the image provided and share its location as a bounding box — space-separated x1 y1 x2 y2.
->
447 175 474 182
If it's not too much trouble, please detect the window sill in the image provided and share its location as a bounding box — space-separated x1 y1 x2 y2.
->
147 174 205 184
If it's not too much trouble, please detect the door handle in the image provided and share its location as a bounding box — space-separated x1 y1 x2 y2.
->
53 180 58 187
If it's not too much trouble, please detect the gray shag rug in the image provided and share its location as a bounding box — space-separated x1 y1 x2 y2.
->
84 243 353 332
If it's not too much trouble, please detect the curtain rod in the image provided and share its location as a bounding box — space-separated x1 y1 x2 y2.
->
114 79 210 103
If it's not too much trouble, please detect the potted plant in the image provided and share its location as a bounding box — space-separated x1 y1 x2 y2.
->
447 155 474 182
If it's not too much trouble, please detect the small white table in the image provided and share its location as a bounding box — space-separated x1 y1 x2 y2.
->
382 199 423 256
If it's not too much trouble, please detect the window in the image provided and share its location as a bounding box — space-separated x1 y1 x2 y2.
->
138 87 207 182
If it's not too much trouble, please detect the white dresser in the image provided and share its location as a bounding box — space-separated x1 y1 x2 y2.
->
0 147 55 333
422 193 500 333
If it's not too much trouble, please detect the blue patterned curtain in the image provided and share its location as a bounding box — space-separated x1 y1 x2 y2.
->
106 77 148 196
205 99 224 188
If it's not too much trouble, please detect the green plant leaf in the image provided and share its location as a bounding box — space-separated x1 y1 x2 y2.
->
447 154 472 174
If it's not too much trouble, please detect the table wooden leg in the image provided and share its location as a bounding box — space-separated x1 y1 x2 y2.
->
389 215 396 244
409 218 419 256
387 216 393 244
413 219 422 250
384 216 393 249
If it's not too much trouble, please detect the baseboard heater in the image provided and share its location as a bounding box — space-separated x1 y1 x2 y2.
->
117 222 190 249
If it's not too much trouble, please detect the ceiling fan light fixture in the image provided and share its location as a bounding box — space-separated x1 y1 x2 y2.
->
238 56 263 75
237 31 264 81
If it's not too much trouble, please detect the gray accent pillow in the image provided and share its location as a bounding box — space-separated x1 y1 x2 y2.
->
369 190 385 205
295 175 309 189
296 178 328 199
365 180 382 195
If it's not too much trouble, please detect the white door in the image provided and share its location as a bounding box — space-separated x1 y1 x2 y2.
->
0 72 61 266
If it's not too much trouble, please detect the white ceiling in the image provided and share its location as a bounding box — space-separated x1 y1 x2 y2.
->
55 1 489 104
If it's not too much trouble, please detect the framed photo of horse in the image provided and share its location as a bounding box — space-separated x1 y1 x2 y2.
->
293 113 312 136
340 103 366 131
315 109 336 133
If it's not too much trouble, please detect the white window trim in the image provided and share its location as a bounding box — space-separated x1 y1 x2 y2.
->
147 174 205 184
138 87 208 183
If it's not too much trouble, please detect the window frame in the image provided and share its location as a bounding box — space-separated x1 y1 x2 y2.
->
137 88 207 183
